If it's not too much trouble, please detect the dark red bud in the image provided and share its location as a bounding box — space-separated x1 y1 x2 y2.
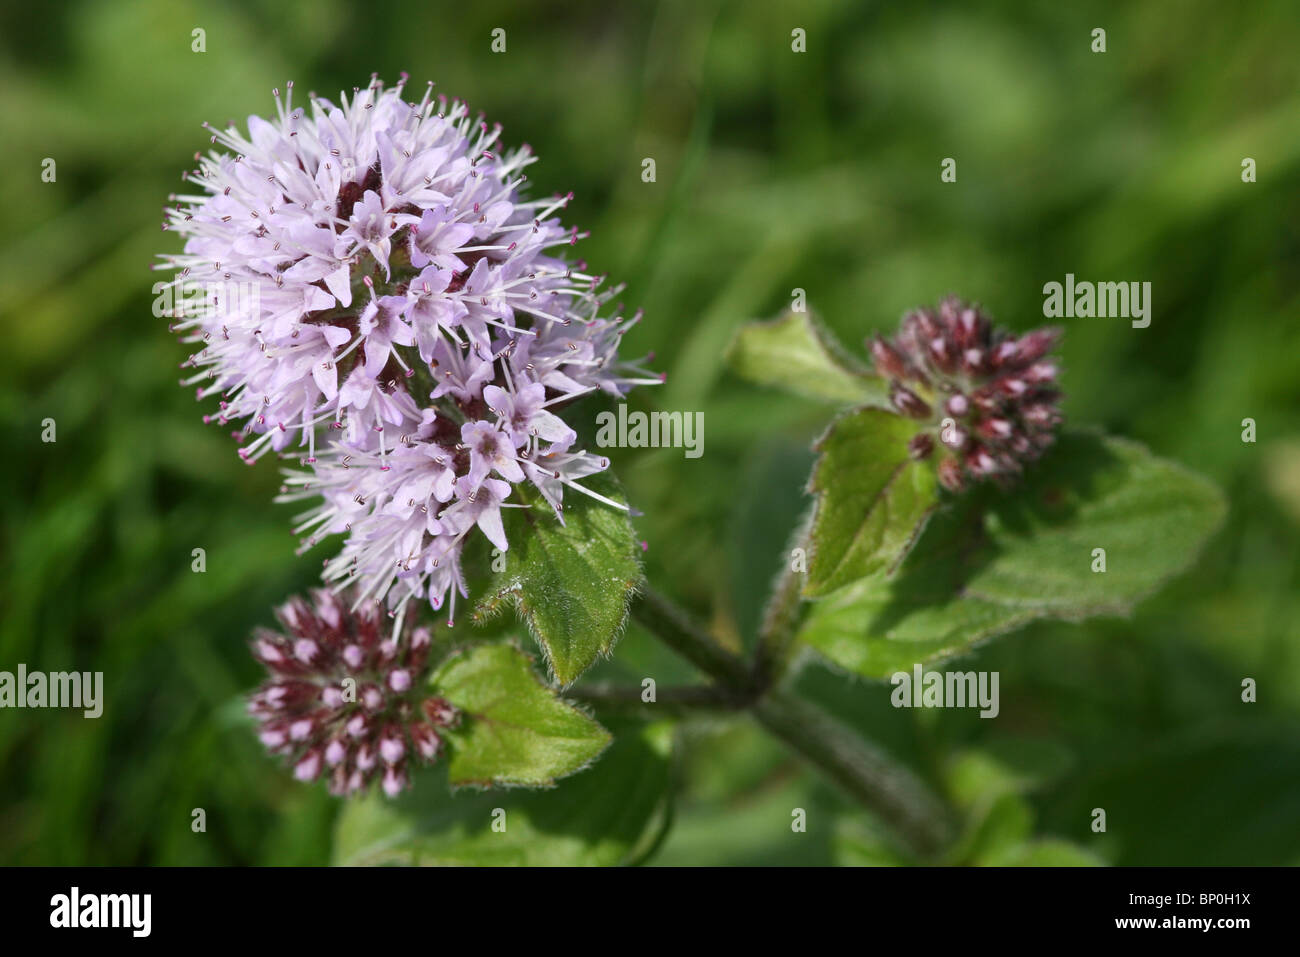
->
1023 361 1057 384
966 447 997 476
355 744 377 772
994 453 1020 474
927 336 957 374
991 339 1019 368
411 722 442 759
1021 403 1059 427
328 764 349 796
360 683 386 711
937 457 964 492
293 749 323 782
970 386 1000 413
914 309 941 342
1013 327 1060 365
997 376 1028 398
870 335 908 380
890 385 932 419
978 417 1014 441
423 696 460 727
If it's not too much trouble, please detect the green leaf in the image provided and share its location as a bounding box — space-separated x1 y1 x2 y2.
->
942 748 1104 866
957 792 1035 863
652 771 832 865
804 407 939 597
432 643 611 788
833 815 914 867
947 739 1075 805
474 473 643 686
954 790 1104 866
986 839 1106 867
726 310 888 406
333 721 674 866
1036 726 1300 865
799 431 1227 677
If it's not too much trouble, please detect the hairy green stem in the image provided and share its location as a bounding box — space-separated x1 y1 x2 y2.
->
629 586 952 860
632 587 757 695
752 689 952 859
751 556 807 688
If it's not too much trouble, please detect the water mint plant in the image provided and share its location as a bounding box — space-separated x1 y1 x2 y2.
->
159 82 1225 862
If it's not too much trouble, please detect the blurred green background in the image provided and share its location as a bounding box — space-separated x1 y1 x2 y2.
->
2 0 1299 865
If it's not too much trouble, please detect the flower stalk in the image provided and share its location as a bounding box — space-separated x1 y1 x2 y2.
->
752 689 952 860
628 586 953 861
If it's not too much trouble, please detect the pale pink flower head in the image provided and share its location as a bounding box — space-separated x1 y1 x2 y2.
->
158 77 658 622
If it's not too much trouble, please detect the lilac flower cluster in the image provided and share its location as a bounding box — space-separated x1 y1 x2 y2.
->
249 589 458 797
157 77 656 627
870 297 1063 491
